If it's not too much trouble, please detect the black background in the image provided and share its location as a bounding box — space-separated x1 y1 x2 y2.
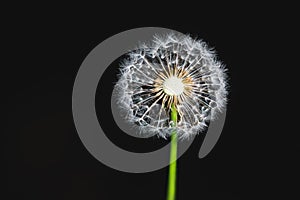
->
4 2 296 200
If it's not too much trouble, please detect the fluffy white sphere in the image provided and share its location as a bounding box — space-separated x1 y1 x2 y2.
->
115 33 228 139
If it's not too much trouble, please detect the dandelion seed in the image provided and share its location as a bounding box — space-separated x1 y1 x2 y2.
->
115 33 228 139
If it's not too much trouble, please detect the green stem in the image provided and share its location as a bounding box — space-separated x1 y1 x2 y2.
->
167 104 178 200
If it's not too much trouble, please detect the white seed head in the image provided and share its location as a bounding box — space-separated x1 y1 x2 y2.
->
114 33 228 139
163 76 184 96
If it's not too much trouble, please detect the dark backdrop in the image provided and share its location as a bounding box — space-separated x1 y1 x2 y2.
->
4 2 295 200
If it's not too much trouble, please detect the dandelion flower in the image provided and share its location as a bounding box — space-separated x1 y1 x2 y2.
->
115 33 228 200
115 33 228 139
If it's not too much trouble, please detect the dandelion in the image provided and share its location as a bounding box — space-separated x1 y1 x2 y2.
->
114 33 228 200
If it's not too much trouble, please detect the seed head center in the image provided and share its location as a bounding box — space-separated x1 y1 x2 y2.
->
163 76 185 96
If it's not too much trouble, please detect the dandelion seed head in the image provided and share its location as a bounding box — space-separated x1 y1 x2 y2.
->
163 76 184 96
115 33 228 139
